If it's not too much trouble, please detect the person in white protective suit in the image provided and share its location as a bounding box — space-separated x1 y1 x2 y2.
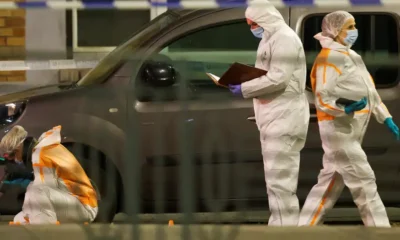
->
298 11 400 227
10 125 98 224
228 2 310 226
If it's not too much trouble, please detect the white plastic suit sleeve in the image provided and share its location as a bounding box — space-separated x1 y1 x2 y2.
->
372 91 392 123
367 75 392 123
241 37 298 99
314 65 347 117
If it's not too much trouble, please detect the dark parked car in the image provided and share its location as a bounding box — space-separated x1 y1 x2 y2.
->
1 7 400 222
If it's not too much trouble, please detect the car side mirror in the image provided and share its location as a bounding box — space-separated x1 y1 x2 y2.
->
141 54 178 88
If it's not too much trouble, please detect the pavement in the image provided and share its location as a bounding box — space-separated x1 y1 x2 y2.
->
2 224 400 240
2 208 400 226
2 212 400 239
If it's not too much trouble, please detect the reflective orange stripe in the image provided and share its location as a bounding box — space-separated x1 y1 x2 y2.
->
39 168 44 182
41 126 62 140
323 65 327 84
35 126 98 208
310 64 317 92
317 48 331 63
311 49 331 92
324 63 341 76
355 109 369 114
316 110 335 121
317 109 368 121
311 49 344 117
310 49 358 122
33 150 54 182
310 175 337 226
311 48 344 90
337 50 349 56
41 145 98 208
32 151 53 182
317 93 343 112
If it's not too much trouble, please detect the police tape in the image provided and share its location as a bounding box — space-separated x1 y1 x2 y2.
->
0 54 399 71
0 60 99 71
0 0 396 10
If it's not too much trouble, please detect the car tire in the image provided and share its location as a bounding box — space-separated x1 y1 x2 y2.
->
67 147 118 223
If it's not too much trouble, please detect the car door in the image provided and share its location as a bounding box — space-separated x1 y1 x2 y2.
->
291 7 400 205
127 8 301 211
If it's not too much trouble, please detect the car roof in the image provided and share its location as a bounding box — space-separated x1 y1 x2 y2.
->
169 8 229 19
172 9 196 16
171 7 231 15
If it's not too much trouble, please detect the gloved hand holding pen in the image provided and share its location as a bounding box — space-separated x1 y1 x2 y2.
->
344 97 367 114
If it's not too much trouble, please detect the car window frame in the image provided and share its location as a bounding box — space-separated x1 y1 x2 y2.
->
135 19 256 102
164 19 259 52
122 8 258 103
77 10 182 87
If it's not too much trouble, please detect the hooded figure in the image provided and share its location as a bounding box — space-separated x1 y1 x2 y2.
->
298 11 396 227
229 2 310 226
13 126 98 224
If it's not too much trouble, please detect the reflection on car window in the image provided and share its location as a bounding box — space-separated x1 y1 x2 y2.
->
168 21 260 51
137 21 260 102
302 13 399 88
78 11 179 86
77 9 151 47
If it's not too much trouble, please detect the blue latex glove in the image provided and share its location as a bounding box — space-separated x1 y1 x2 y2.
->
384 117 400 140
3 178 31 189
228 84 243 97
344 97 367 114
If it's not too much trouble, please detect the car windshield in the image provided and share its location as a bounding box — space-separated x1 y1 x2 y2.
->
77 11 180 86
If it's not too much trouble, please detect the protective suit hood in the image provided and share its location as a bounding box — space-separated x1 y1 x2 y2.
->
245 4 285 39
314 32 350 51
242 1 309 227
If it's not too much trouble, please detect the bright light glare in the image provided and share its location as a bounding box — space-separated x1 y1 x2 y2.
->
5 103 16 108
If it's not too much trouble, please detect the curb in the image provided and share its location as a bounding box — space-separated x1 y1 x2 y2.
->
2 225 400 240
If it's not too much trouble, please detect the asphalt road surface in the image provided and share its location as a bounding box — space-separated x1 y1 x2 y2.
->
2 209 400 226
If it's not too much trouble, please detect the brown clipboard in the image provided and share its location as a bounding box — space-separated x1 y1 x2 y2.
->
206 62 268 88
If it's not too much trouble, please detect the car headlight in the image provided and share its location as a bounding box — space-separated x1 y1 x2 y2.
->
0 101 27 128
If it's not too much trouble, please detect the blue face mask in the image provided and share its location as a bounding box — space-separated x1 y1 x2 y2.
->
343 29 358 46
251 27 264 39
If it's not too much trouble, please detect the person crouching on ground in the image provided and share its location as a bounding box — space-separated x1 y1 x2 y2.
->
0 126 35 214
3 125 98 224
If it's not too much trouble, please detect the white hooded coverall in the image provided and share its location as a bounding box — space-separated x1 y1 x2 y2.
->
298 32 391 227
14 126 98 224
242 4 310 226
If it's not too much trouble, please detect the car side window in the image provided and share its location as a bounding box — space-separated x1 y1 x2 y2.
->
302 13 400 89
136 20 260 102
